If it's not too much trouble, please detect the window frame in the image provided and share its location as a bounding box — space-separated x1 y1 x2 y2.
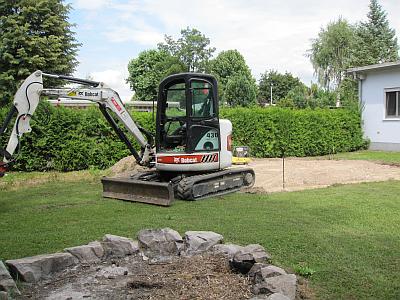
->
188 78 216 119
384 88 400 119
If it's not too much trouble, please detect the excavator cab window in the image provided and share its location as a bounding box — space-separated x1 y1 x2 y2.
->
156 73 220 154
159 80 187 153
191 81 214 118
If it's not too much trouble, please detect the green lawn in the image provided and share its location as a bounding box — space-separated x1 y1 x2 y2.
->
331 150 400 165
0 176 399 299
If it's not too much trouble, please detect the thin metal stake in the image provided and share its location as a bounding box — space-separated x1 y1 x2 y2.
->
282 151 285 190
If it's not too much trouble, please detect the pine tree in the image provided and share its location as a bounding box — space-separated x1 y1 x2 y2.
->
352 0 399 66
0 0 80 107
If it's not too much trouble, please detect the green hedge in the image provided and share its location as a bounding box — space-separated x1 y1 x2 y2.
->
221 107 366 157
0 103 155 172
0 104 366 171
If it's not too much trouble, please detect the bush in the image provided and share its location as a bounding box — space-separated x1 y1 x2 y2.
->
0 104 365 171
0 102 155 172
220 107 366 157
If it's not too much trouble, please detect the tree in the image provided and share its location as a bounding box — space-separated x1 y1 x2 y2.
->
158 27 215 72
224 74 257 107
207 49 253 102
308 18 356 90
0 0 80 107
208 50 253 87
127 49 185 101
352 0 399 66
258 70 304 104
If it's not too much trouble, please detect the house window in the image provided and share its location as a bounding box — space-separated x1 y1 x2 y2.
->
385 90 400 118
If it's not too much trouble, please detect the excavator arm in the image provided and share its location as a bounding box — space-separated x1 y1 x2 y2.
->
0 70 154 177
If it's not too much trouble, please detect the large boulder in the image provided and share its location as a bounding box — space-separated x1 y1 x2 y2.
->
102 234 139 258
249 264 287 283
231 244 271 274
184 231 223 255
64 241 104 263
251 274 297 300
212 243 244 259
0 261 20 295
138 228 183 258
6 253 78 283
250 294 291 300
268 293 291 300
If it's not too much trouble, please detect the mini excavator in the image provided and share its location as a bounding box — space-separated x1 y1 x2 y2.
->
0 70 255 206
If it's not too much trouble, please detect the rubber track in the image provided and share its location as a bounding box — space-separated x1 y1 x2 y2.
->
176 167 255 201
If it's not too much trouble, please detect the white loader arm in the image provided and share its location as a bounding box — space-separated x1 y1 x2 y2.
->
0 70 154 176
0 71 43 167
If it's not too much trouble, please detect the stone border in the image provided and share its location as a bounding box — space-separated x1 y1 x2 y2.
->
2 228 297 300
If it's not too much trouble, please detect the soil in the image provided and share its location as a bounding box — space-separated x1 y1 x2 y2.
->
247 157 400 193
18 254 253 300
109 156 400 193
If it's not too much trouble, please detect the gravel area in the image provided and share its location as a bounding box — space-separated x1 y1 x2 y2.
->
248 157 400 192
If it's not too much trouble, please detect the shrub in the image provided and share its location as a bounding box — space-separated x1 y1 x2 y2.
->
220 107 365 157
0 104 365 171
0 102 155 172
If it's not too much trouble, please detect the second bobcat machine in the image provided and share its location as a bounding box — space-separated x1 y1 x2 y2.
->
0 70 255 206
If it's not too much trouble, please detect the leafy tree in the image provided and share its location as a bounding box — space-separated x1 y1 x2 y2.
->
207 49 253 102
127 49 185 101
352 0 399 66
208 50 252 87
224 74 257 107
0 0 80 107
158 27 215 72
258 70 304 105
308 18 356 90
278 84 337 109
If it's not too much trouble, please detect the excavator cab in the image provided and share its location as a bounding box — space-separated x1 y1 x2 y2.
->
156 73 220 154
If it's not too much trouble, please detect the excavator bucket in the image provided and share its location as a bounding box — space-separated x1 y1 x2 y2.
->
101 177 175 206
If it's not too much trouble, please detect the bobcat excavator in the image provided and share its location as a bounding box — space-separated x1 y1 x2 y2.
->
0 70 255 206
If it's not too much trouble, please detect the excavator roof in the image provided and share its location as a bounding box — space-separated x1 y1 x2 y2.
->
159 73 217 87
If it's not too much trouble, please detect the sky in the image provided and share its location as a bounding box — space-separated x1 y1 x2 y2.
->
68 0 400 102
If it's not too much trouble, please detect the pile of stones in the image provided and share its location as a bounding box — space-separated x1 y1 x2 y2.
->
0 228 298 300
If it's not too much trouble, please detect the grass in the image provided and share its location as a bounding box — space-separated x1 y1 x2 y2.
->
0 175 399 299
330 150 400 165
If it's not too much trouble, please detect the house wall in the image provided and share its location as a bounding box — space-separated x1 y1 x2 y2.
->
361 67 400 151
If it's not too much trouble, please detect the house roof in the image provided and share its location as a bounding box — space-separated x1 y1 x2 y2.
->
347 60 400 73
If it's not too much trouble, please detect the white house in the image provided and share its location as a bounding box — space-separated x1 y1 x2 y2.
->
348 61 400 151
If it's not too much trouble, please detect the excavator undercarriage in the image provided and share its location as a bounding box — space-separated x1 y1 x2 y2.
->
101 167 255 206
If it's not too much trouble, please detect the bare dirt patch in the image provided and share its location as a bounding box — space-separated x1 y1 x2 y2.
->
247 158 400 193
19 254 253 300
109 156 400 193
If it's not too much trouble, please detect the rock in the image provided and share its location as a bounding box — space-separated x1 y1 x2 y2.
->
231 244 271 274
102 234 139 258
183 231 223 255
0 291 7 300
96 265 128 279
267 293 291 300
212 244 243 259
249 295 269 300
0 261 20 295
138 228 183 258
251 294 290 300
64 241 104 263
248 263 269 280
6 253 78 283
250 264 287 283
251 274 297 300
